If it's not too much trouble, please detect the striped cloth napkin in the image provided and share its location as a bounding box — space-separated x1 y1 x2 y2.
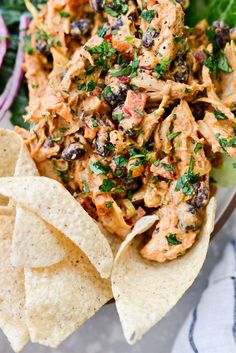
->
171 239 236 353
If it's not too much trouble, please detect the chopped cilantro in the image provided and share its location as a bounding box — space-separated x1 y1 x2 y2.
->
98 23 109 38
99 179 116 192
114 169 123 177
153 160 160 167
166 234 182 245
218 53 232 73
82 180 90 193
112 113 124 121
77 83 85 90
85 40 116 58
105 143 115 151
124 35 134 41
104 7 119 16
24 34 33 54
114 156 128 167
106 201 113 208
161 163 174 172
103 86 113 97
59 127 69 133
114 187 125 193
91 119 99 127
110 52 139 78
49 136 62 142
166 131 181 141
59 11 70 17
89 162 110 175
153 59 171 79
86 66 94 75
140 9 155 23
194 143 202 153
129 84 139 93
204 50 232 74
215 133 236 153
213 109 228 120
86 80 96 92
111 65 132 77
175 156 199 195
184 88 191 94
126 190 133 200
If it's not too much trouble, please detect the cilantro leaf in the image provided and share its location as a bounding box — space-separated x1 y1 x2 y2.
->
166 234 182 245
89 162 110 175
213 109 228 120
166 131 181 141
140 9 155 23
153 59 171 79
99 179 116 192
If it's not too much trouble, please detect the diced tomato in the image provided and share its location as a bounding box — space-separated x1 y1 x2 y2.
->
118 76 131 84
123 90 146 121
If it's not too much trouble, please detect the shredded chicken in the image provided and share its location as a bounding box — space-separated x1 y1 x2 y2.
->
18 0 236 263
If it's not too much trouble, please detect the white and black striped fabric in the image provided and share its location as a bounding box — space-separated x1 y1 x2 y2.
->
171 239 236 353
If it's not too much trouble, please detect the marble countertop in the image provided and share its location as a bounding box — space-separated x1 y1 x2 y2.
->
0 210 235 353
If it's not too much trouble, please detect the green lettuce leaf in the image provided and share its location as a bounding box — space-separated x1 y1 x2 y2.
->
186 0 236 27
0 0 46 128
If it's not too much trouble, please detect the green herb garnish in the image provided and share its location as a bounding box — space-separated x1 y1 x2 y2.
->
175 156 199 195
106 201 113 208
153 59 171 79
99 179 116 192
114 156 129 167
140 9 155 23
213 109 228 120
166 131 181 141
166 234 182 245
89 162 110 175
59 11 70 17
194 143 202 153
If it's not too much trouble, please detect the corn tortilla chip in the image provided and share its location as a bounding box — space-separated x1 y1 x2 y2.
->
25 234 112 347
0 128 65 267
0 176 113 278
0 208 29 352
12 207 66 268
112 198 216 344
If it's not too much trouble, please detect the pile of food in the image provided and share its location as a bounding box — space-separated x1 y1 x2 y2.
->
0 0 235 351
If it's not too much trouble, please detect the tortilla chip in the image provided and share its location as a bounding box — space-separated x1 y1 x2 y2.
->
0 176 113 278
25 234 112 347
112 198 216 344
0 208 29 352
12 207 66 268
0 128 65 267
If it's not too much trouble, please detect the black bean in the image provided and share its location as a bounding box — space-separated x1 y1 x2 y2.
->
111 18 123 31
36 41 51 57
142 28 157 49
192 182 209 209
103 85 127 106
95 130 110 157
120 176 141 191
178 202 200 232
43 139 54 148
173 57 189 83
70 19 92 39
212 21 230 48
62 142 86 161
